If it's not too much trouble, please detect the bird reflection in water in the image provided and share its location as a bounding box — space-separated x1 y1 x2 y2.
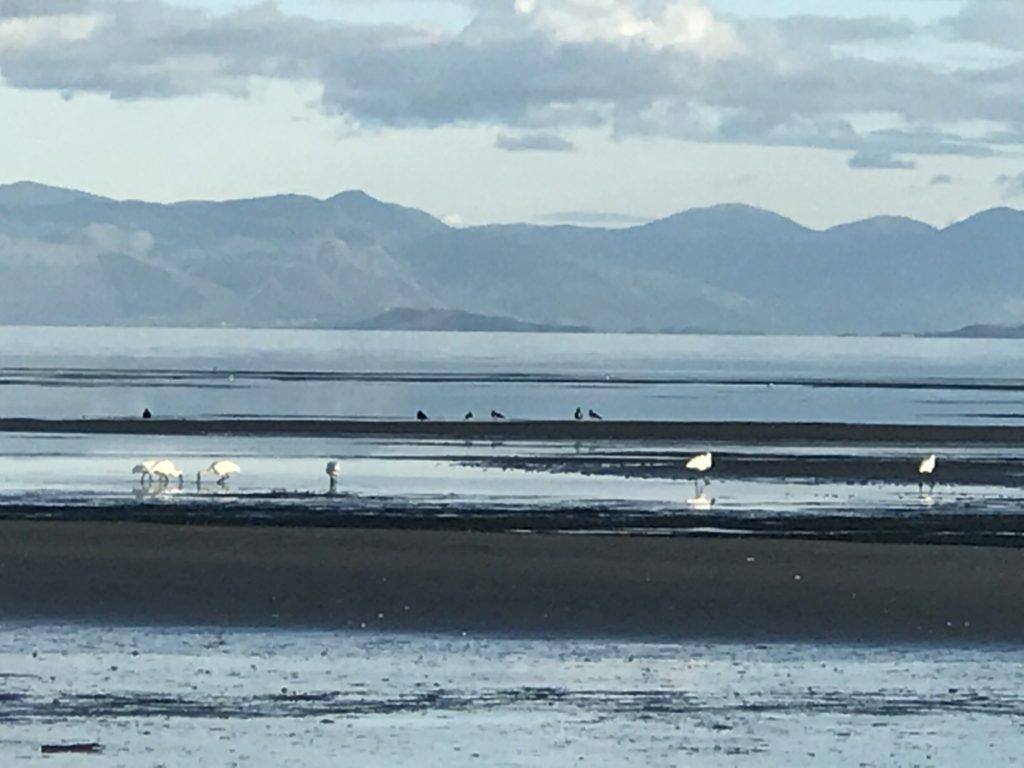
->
686 494 714 511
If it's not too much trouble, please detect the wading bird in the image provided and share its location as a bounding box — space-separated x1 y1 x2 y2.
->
685 451 713 495
918 453 937 492
142 408 151 419
574 407 583 421
131 459 158 483
491 410 506 420
588 409 603 420
464 411 474 420
326 460 342 493
417 410 429 421
150 459 184 486
197 460 241 487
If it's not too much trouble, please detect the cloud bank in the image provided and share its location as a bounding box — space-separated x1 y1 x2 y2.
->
0 0 1022 161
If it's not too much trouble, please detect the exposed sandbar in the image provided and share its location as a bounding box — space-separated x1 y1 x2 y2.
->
1 520 1022 643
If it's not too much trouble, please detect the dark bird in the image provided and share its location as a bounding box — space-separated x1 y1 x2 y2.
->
142 408 152 419
574 407 583 420
464 411 474 420
416 410 429 421
491 410 506 420
588 409 603 420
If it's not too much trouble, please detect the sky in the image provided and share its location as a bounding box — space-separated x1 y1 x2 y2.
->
1 0 1023 229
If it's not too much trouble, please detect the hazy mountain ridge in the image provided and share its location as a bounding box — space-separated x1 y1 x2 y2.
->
1 181 1022 334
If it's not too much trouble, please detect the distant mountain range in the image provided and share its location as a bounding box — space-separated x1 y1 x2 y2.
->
3 180 1024 335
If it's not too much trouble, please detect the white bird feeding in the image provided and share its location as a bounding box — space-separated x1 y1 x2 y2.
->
685 451 713 495
197 460 241 487
326 460 342 493
918 453 937 492
131 459 159 483
150 459 184 486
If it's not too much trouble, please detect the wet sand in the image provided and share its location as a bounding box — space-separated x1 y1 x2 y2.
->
1 520 1022 643
7 417 1024 443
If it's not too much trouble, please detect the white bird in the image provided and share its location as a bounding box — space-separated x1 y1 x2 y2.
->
685 451 713 495
918 453 937 492
150 459 184 485
131 459 159 483
197 460 241 487
326 460 342 493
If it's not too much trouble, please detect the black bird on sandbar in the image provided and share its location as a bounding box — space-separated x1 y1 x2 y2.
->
574 407 583 421
491 410 506 420
142 408 152 419
416 410 429 421
589 409 603 420
464 411 474 420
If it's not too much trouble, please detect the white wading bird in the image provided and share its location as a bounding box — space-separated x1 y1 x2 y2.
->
326 460 342 493
685 451 713 495
197 460 241 487
150 459 184 486
918 453 937 492
131 459 159 483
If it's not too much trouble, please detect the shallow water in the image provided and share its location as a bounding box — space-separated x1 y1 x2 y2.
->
4 330 1024 762
4 327 1024 535
1 431 1023 544
6 327 1024 424
1 622 1021 767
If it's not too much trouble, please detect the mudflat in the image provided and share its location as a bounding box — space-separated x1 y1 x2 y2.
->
1 520 1021 643
7 417 1024 444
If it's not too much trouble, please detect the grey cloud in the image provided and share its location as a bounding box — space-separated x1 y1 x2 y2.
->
1 1 1023 162
772 15 918 43
944 0 1024 50
848 151 916 170
495 132 575 152
997 172 1024 197
0 0 92 17
930 174 954 185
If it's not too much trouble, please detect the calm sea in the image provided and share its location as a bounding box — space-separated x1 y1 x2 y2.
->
3 325 1024 424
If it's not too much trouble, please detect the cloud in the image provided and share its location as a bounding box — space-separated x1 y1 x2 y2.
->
495 132 575 152
510 0 739 55
997 172 1024 197
847 151 916 170
943 0 1024 51
930 174 953 186
0 0 1023 163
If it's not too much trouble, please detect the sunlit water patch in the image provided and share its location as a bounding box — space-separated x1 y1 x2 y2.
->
0 623 1022 766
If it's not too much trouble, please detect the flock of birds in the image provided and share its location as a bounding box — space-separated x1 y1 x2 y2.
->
132 407 941 500
417 407 603 421
132 458 345 492
132 459 242 487
130 451 941 503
